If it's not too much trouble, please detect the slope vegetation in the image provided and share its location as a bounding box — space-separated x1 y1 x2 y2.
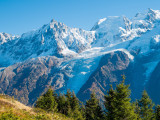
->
0 94 72 120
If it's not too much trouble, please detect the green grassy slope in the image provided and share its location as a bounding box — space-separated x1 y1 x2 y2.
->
0 94 73 120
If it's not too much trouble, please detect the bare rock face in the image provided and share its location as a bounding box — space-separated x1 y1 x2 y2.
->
77 51 130 102
0 50 133 105
0 56 67 105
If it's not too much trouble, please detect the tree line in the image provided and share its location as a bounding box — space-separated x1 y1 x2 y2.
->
35 76 160 120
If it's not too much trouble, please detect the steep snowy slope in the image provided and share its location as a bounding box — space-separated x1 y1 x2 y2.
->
91 8 160 49
0 19 95 66
0 33 18 45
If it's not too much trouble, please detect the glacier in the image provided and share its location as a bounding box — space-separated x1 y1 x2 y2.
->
1 8 160 104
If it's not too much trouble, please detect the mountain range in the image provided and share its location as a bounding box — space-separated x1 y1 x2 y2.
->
0 8 160 105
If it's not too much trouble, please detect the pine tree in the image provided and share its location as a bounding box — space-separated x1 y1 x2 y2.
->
53 90 58 102
104 85 117 119
155 105 160 120
71 92 80 111
85 92 104 120
80 103 86 119
66 89 72 101
138 90 155 120
65 89 73 117
57 90 84 119
115 75 137 120
35 88 57 112
71 92 84 120
104 75 137 120
134 100 142 120
57 93 66 114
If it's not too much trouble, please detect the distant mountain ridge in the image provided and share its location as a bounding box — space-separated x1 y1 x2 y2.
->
1 8 160 105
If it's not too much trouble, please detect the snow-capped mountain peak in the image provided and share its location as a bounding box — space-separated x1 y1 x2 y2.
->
0 32 18 45
1 9 160 65
91 16 133 47
2 9 160 105
146 8 160 22
91 16 127 31
0 19 96 65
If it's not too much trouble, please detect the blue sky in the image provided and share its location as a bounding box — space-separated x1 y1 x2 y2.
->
0 0 160 35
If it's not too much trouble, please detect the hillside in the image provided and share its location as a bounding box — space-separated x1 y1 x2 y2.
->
0 94 72 120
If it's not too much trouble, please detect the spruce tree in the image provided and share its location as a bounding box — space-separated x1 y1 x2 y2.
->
71 92 84 120
115 75 137 120
66 89 72 101
138 90 155 120
80 103 86 119
57 93 66 114
104 75 137 120
35 88 57 112
57 90 84 119
71 92 80 111
134 100 141 120
65 89 72 117
155 105 160 120
85 92 104 120
104 85 117 119
53 90 58 102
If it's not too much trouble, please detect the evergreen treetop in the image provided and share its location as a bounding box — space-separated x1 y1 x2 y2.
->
35 88 58 112
138 90 155 120
85 92 104 120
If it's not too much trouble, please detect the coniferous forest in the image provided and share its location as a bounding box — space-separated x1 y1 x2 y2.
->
35 75 160 120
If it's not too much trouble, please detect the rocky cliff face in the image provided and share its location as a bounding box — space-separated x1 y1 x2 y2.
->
77 51 131 102
0 57 64 104
1 9 160 105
